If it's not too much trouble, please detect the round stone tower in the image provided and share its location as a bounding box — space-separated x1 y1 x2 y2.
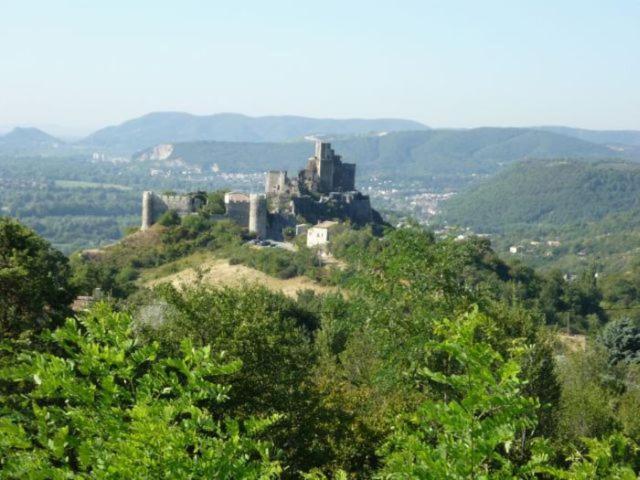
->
141 191 153 230
249 194 267 238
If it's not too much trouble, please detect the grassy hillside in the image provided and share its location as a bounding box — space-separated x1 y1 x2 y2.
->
136 127 628 182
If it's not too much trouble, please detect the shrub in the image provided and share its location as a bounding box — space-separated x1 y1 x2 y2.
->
157 209 181 227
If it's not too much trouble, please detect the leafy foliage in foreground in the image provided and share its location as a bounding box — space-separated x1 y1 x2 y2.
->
0 217 76 339
4 220 640 478
0 304 280 479
378 311 541 478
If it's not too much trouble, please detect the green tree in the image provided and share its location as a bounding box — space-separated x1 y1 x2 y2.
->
157 209 181 227
600 317 640 365
377 310 542 479
0 303 280 478
144 284 337 476
0 217 76 338
556 345 619 443
203 190 227 216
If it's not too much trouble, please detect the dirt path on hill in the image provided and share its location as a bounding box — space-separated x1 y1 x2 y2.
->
145 258 335 298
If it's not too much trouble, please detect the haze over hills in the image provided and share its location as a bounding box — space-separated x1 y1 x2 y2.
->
134 127 630 182
533 126 640 148
2 112 639 169
79 112 429 152
0 127 65 154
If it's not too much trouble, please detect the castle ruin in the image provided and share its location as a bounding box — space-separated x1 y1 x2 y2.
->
141 190 267 237
140 141 377 239
141 191 206 230
264 141 374 232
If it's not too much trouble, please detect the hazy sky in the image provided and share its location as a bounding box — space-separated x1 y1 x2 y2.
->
1 1 639 135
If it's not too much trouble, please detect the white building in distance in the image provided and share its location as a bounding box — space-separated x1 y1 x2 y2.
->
306 221 339 248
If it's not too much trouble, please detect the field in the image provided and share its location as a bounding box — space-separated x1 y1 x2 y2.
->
54 180 132 190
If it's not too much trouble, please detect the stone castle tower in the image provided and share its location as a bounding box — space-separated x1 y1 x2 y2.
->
307 141 356 193
248 194 267 238
141 191 154 230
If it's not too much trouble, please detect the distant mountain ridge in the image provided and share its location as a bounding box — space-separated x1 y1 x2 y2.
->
533 126 640 147
2 113 639 167
80 112 429 152
133 127 630 182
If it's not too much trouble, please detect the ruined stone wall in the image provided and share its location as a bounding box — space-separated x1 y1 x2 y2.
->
140 191 205 229
291 192 373 225
341 193 372 223
159 194 194 213
224 192 251 227
266 212 296 241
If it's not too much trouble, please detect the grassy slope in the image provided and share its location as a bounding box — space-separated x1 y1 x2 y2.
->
141 252 334 298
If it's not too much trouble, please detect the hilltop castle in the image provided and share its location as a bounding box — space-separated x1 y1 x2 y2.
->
141 141 376 238
266 141 355 195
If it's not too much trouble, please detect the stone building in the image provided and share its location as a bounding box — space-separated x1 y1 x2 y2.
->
265 171 292 196
264 140 374 231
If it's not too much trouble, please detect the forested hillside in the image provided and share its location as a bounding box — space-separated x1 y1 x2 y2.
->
535 126 640 147
136 128 627 181
439 159 640 273
441 159 640 230
3 216 640 478
80 112 428 152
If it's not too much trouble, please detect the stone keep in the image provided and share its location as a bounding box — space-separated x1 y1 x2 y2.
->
265 141 357 198
306 141 356 193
